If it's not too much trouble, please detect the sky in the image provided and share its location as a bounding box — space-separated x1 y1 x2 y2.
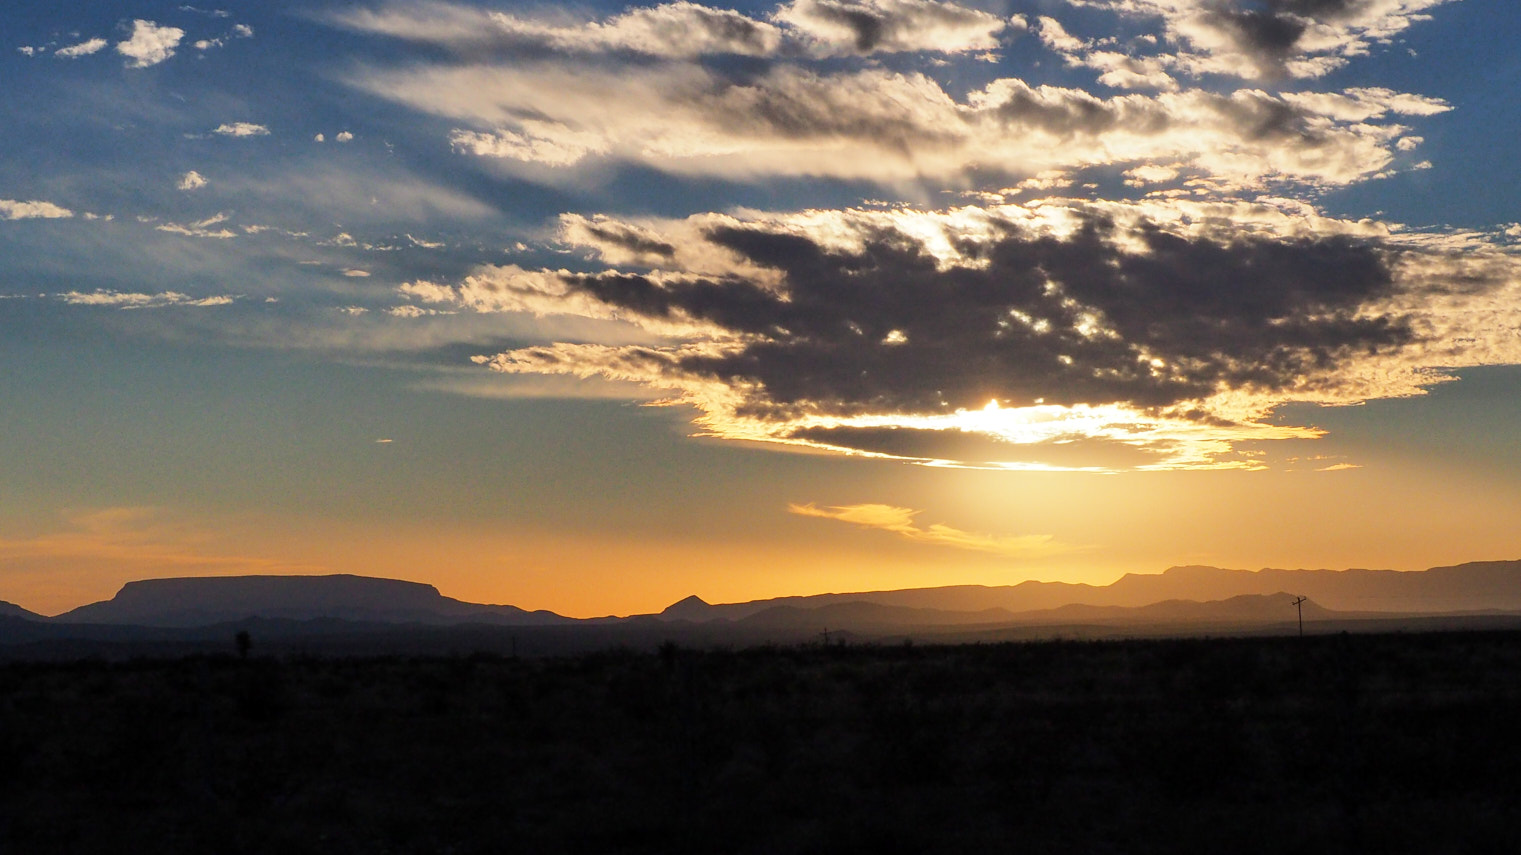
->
3 0 1520 617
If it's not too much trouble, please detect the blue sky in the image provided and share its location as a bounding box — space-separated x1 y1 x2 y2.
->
3 0 1520 615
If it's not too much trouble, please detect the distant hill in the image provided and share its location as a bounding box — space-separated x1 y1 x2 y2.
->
728 593 1332 633
0 601 42 621
53 574 572 628
660 560 1521 621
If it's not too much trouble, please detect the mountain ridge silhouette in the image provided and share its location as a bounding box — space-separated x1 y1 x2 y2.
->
8 560 1520 636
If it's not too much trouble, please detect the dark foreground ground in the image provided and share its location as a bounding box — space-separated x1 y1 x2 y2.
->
3 631 1519 854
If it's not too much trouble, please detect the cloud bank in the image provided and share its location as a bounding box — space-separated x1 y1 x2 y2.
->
391 197 1521 470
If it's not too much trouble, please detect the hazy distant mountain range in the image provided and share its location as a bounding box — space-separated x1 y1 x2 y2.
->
3 561 1520 656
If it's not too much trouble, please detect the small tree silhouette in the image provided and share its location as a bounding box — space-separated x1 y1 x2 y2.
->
235 629 252 659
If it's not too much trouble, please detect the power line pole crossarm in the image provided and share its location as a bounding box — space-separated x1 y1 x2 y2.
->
1291 596 1308 637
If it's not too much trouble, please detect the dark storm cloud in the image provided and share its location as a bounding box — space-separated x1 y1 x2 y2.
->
529 216 1414 418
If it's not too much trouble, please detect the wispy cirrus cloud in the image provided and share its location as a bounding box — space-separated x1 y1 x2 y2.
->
57 290 238 308
156 211 237 239
55 37 108 59
212 121 270 137
330 0 1011 59
789 502 1069 557
355 60 1439 187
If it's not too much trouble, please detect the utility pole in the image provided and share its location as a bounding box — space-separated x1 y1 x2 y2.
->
1291 596 1307 637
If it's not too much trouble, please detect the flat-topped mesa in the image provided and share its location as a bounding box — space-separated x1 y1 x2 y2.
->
53 574 569 628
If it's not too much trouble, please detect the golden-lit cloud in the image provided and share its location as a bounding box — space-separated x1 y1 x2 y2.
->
351 59 1432 187
789 502 1070 557
1062 0 1455 81
56 290 238 308
392 196 1521 470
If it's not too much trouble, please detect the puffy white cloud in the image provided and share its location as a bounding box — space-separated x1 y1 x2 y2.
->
213 122 270 137
177 170 209 191
1 199 74 220
335 131 355 142
117 19 185 68
55 38 108 59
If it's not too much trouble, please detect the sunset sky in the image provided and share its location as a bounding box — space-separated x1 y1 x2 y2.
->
3 0 1520 617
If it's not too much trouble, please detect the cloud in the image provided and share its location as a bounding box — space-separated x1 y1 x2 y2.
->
330 0 785 58
1 199 74 220
1036 16 1178 90
1065 0 1454 81
177 170 209 191
213 122 271 137
117 19 185 68
333 0 1013 59
358 60 1435 187
156 211 237 239
774 0 1012 55
57 290 238 308
450 125 608 167
335 131 355 142
447 197 1521 470
55 37 108 59
789 502 1068 556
